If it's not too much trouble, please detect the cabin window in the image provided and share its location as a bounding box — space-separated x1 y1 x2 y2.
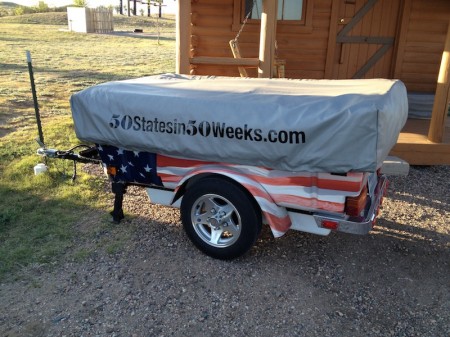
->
232 0 313 32
245 0 306 21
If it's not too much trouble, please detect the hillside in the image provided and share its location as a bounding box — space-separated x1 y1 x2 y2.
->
0 10 175 29
0 11 67 24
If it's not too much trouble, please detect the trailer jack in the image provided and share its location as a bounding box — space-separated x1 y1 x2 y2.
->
111 182 127 223
37 142 130 223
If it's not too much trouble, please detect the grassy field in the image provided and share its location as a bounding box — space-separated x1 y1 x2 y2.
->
0 12 176 280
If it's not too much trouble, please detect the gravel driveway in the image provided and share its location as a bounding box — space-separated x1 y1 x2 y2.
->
1 165 449 337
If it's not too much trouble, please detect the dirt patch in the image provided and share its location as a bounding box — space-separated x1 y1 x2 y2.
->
0 115 15 138
0 128 10 138
0 165 449 337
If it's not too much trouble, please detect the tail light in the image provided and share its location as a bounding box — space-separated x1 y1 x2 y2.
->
345 185 368 217
321 220 339 230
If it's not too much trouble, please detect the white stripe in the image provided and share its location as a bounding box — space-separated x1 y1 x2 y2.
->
158 166 191 176
271 228 288 238
231 165 365 183
162 182 178 189
255 196 288 218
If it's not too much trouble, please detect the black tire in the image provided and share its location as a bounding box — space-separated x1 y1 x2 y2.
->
181 177 262 260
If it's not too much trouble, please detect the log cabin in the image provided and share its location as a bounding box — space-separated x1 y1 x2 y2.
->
176 0 450 165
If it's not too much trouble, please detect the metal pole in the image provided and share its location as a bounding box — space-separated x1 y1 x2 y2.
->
26 51 45 146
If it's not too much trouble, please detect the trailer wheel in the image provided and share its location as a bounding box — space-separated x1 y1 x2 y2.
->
181 177 261 260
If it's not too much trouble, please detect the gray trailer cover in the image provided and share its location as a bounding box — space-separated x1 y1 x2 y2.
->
71 74 408 173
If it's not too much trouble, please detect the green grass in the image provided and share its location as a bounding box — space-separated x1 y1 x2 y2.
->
0 13 176 280
0 118 109 278
0 14 175 134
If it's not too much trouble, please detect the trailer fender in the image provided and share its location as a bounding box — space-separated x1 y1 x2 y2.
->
172 165 291 238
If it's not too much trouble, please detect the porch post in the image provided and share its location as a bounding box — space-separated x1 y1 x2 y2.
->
258 0 277 78
428 22 450 143
176 0 191 75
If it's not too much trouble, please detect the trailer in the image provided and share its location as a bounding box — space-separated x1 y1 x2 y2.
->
38 74 408 259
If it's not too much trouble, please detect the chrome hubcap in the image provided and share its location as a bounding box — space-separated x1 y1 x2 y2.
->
191 193 241 248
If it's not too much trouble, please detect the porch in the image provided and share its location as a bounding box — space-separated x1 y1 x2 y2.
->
392 118 450 165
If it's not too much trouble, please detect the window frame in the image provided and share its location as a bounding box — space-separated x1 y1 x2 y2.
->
232 0 314 31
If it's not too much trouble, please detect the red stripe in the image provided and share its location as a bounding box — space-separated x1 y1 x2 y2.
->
248 174 363 192
241 183 272 200
264 212 291 233
272 194 344 212
158 155 363 192
158 173 182 184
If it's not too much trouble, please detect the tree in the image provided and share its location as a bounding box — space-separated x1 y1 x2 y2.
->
0 8 11 17
154 0 163 18
35 1 49 12
14 5 37 15
73 0 88 7
14 6 25 15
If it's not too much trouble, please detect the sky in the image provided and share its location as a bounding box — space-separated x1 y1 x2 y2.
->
10 0 177 13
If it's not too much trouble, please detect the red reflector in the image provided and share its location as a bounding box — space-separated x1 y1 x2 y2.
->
106 166 117 176
322 220 339 230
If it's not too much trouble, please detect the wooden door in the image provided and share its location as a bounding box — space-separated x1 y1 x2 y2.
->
326 0 402 79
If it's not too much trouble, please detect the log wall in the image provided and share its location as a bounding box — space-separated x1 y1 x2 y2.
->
395 0 450 92
189 0 450 93
190 0 332 78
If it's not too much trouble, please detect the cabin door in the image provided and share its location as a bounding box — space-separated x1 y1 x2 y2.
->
326 0 402 79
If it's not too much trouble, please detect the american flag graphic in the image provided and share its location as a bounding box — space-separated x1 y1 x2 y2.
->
156 156 368 237
96 144 162 186
95 146 368 238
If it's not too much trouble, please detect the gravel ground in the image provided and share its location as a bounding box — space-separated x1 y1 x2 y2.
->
1 165 449 337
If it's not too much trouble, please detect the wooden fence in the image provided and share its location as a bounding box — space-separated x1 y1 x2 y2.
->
67 7 113 33
89 8 114 33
